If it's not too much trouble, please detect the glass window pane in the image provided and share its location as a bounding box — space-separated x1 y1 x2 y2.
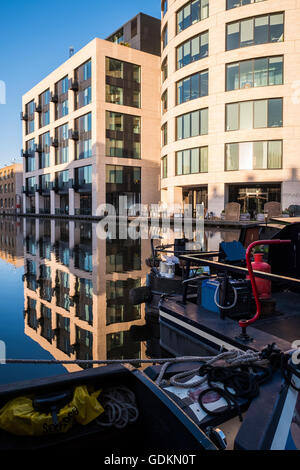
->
183 114 190 138
268 141 282 168
240 60 253 89
254 16 269 45
191 0 200 24
183 150 190 174
239 142 253 170
191 74 200 100
240 19 254 47
254 100 267 128
270 14 284 42
183 41 191 66
183 78 191 102
191 148 199 173
253 141 268 169
200 108 208 135
268 98 283 127
177 152 183 175
191 37 200 62
226 143 239 170
191 111 199 137
177 80 183 104
269 56 283 85
200 147 208 172
177 116 183 140
227 63 239 91
200 71 209 96
254 58 268 87
226 103 239 131
201 0 209 20
200 32 208 58
240 101 253 130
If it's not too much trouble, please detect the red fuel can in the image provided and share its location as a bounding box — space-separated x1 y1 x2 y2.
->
248 253 271 300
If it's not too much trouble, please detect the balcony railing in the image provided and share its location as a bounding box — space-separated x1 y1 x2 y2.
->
75 208 92 216
55 208 69 215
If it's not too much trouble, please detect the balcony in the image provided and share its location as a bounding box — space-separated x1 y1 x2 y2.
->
35 103 42 113
21 149 31 159
20 112 28 121
51 137 59 148
75 208 92 216
68 129 79 141
39 208 51 215
50 92 58 103
73 179 92 193
55 208 69 215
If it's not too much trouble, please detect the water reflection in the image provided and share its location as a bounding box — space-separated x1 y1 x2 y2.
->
23 219 151 373
0 216 241 383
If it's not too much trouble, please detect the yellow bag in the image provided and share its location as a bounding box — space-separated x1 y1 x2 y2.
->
0 385 104 436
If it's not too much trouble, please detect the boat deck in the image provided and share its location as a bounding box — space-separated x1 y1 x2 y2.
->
160 290 300 353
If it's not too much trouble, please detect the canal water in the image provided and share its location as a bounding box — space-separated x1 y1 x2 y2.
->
0 217 240 386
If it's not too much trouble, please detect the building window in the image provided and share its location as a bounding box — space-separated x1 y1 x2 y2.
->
26 176 36 193
75 60 92 110
177 70 208 104
40 174 51 192
25 139 36 172
177 108 208 140
226 140 282 171
162 90 168 113
162 0 168 16
177 31 208 69
105 58 141 108
227 0 266 10
55 76 69 120
108 28 124 44
39 89 50 128
162 25 168 50
106 165 141 215
162 57 168 83
75 113 92 160
39 132 51 169
162 122 168 146
106 111 141 159
25 100 35 135
75 165 92 186
226 56 283 91
226 98 283 131
226 13 284 51
55 123 69 165
56 170 69 190
161 156 168 179
177 0 209 34
176 147 208 175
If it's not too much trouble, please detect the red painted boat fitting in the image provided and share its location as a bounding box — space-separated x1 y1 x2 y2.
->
239 239 291 331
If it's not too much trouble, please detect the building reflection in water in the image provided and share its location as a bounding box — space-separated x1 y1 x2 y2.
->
0 218 24 267
22 219 241 374
22 219 151 373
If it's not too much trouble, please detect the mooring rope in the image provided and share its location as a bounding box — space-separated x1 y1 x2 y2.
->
155 349 263 388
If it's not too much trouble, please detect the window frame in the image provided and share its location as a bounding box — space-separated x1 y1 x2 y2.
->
225 55 284 92
226 12 284 52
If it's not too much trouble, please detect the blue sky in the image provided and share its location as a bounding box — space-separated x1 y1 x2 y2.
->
0 0 160 167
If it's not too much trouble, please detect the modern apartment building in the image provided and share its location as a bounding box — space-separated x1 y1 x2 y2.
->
21 13 161 217
160 0 300 217
0 163 23 214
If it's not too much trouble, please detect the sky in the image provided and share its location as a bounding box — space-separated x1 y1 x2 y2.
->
0 0 160 167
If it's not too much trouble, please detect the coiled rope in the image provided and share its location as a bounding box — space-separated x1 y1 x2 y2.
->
96 386 139 429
